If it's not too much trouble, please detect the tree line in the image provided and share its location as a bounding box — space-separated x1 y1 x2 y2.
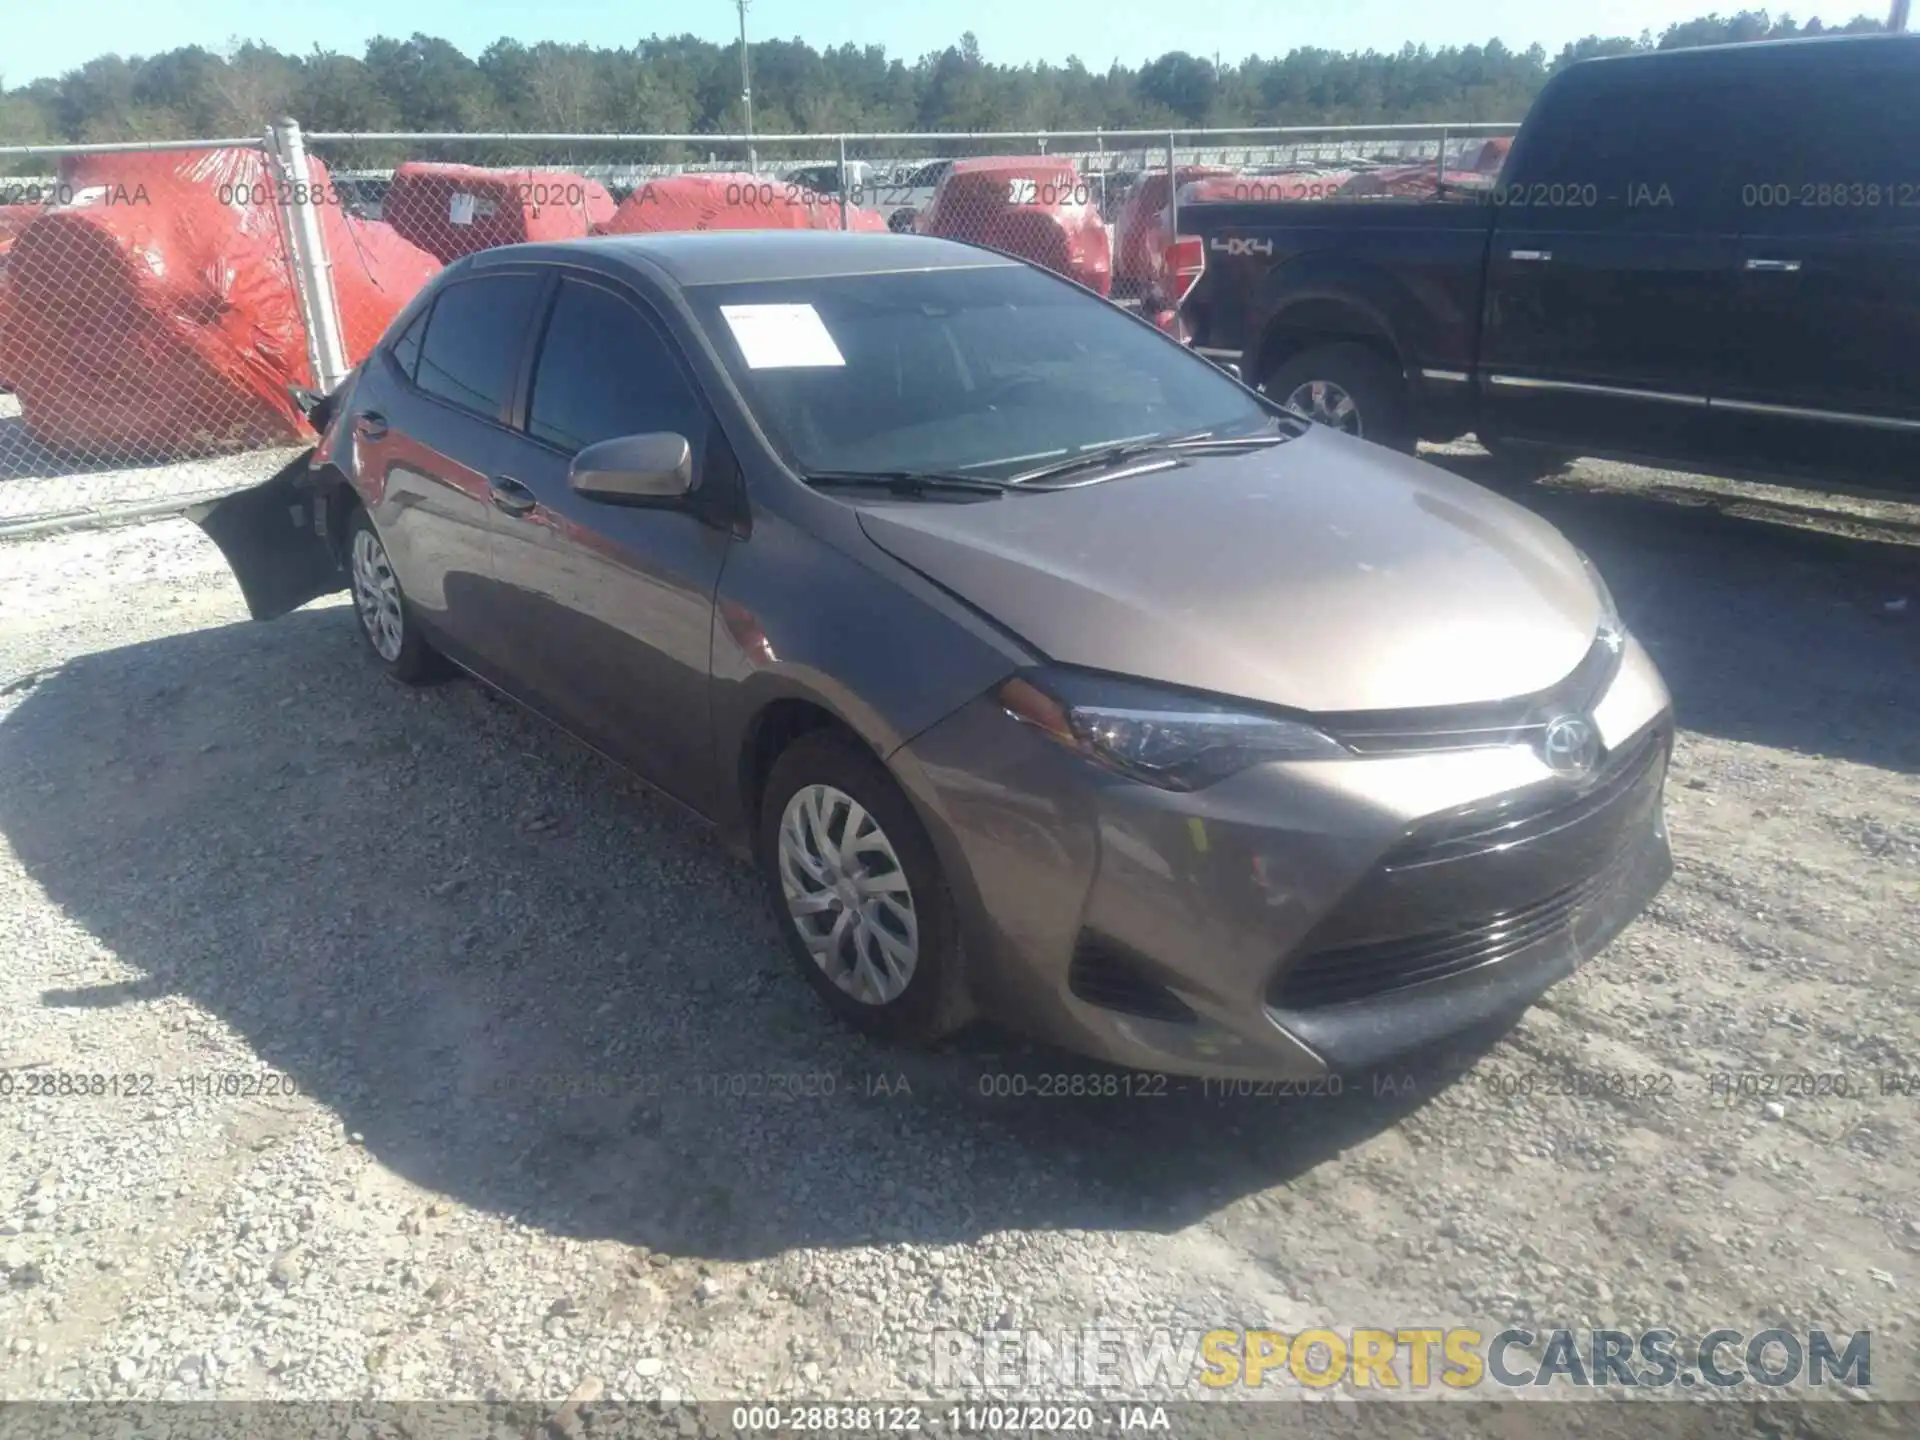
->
0 9 1893 163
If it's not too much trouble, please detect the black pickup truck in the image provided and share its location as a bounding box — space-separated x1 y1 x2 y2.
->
1172 33 1920 496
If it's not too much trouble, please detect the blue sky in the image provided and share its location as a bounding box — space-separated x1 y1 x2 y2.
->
5 0 1869 86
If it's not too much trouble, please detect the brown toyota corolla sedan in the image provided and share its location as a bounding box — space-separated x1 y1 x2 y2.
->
197 231 1672 1080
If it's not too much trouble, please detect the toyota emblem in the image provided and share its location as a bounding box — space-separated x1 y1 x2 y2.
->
1540 714 1602 777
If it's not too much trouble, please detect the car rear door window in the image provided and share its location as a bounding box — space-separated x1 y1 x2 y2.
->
413 272 546 421
525 277 708 455
387 306 428 381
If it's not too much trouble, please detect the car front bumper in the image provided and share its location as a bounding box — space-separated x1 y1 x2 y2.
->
888 635 1673 1081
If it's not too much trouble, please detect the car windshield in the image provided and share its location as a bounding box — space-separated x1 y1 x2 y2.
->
687 263 1277 482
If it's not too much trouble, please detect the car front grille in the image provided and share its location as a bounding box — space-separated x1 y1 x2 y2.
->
1268 724 1668 1011
1320 634 1622 756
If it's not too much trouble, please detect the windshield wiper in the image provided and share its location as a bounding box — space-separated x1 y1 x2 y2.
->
1009 425 1289 485
802 469 1010 498
1008 437 1196 486
1161 431 1290 453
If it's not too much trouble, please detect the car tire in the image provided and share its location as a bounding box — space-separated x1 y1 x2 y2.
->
344 506 447 685
1263 343 1415 453
887 207 918 234
758 729 971 1045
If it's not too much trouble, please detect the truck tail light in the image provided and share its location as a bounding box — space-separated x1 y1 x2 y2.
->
1164 236 1206 304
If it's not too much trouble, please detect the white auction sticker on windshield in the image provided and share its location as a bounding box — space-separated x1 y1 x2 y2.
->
719 304 846 369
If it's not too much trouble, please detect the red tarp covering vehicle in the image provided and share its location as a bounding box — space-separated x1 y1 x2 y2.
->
914 157 1112 297
0 147 439 457
1173 170 1359 207
385 163 617 262
1334 143 1507 201
1124 169 1358 309
1467 136 1514 174
1112 165 1232 298
1335 165 1498 200
0 204 41 392
596 172 888 236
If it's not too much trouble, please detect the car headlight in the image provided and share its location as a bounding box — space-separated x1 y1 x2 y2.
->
997 669 1348 791
1577 550 1627 651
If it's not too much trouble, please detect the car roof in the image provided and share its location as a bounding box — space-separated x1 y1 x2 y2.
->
471 230 1020 288
1573 31 1920 70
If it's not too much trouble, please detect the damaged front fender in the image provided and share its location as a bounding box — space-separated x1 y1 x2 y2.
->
187 450 349 621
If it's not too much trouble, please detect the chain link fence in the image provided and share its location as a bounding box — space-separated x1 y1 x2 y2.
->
0 137 320 529
0 120 1513 532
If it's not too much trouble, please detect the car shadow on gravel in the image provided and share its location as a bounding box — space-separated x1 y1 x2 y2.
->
1429 454 1920 774
0 607 1504 1261
1 482 1913 1262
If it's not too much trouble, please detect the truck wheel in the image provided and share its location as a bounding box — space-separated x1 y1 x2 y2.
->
1263 343 1414 453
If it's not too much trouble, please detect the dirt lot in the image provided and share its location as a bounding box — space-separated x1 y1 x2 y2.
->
0 451 1917 1427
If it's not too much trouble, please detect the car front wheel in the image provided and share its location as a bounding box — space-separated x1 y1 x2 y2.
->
759 730 970 1043
345 507 445 684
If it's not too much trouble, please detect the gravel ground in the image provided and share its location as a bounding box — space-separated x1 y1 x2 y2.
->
0 452 1917 1428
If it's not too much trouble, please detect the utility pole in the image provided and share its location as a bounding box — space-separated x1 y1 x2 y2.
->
1891 0 1911 31
736 0 756 173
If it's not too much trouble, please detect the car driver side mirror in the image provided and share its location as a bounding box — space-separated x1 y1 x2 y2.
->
569 433 695 505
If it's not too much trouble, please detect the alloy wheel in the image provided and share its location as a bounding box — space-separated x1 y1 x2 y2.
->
777 783 919 1005
1281 378 1363 436
350 527 405 663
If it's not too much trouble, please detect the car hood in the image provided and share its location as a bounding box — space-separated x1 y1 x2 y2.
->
855 427 1604 715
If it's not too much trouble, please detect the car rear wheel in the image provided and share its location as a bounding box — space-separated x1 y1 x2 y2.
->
1264 343 1414 452
345 507 446 685
759 730 970 1044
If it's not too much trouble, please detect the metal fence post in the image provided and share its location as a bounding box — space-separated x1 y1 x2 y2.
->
837 135 850 231
1435 125 1449 194
269 117 349 394
1166 130 1179 244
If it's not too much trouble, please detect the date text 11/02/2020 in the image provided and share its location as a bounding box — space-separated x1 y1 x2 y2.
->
0 1071 299 1100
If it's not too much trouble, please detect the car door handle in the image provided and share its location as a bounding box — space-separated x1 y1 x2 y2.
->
488 475 538 517
353 411 389 440
1508 249 1552 262
1743 257 1802 273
